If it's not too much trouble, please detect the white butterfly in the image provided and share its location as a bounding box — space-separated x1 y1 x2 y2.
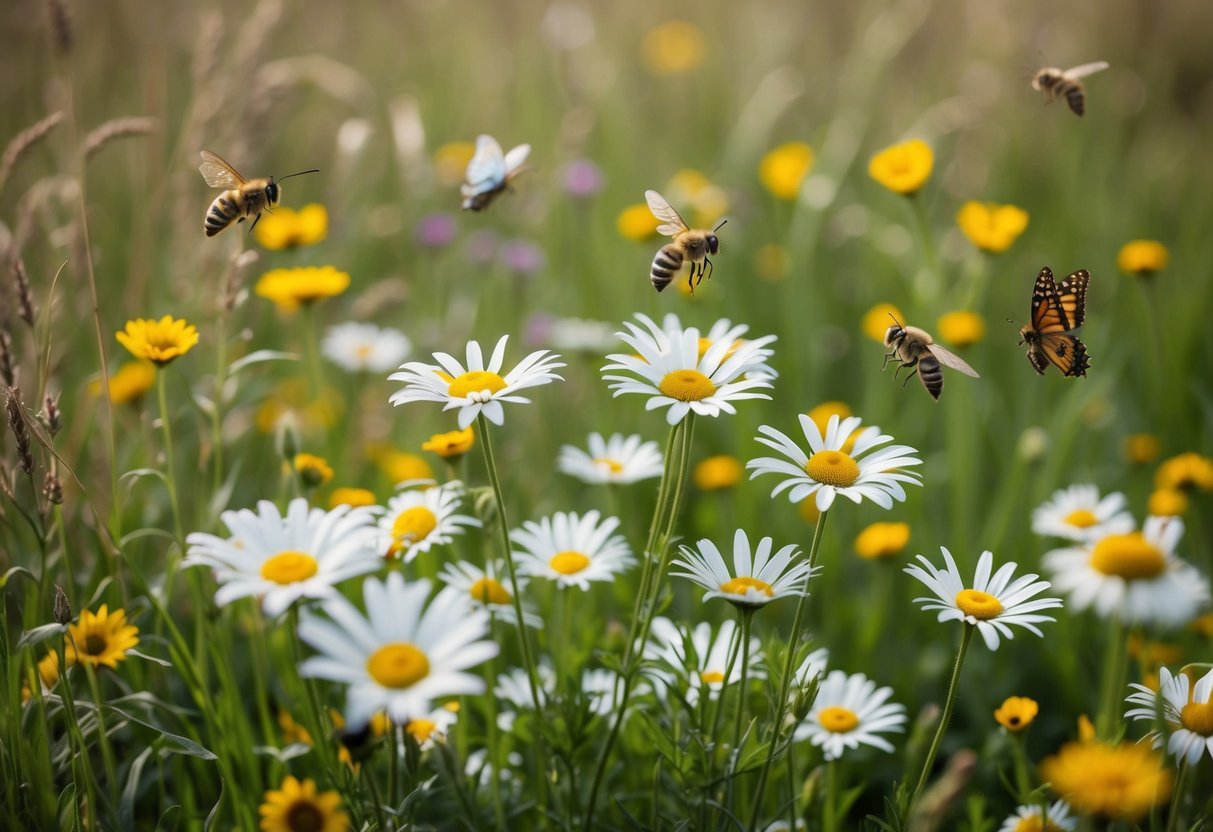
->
460 135 531 211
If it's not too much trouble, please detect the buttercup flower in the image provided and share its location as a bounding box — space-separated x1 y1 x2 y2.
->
602 314 775 425
996 801 1076 832
955 201 1029 253
937 311 986 346
255 266 350 312
671 529 818 609
1155 452 1213 492
616 203 660 241
1038 740 1171 822
1044 516 1210 626
868 139 933 195
115 316 199 366
748 414 922 511
322 322 411 373
299 573 497 729
759 142 815 200
644 617 763 706
293 453 333 488
94 361 155 404
1147 488 1187 517
258 775 348 832
854 522 910 560
557 432 663 485
422 427 475 460
1123 433 1161 465
1125 666 1213 765
693 455 743 490
65 605 140 669
438 559 541 628
1117 240 1169 277
994 696 1039 732
388 335 565 429
184 498 381 617
793 670 907 760
1031 484 1134 543
378 481 479 562
513 511 634 591
329 487 376 509
372 447 434 485
905 548 1063 650
861 303 904 342
253 203 328 250
642 20 706 75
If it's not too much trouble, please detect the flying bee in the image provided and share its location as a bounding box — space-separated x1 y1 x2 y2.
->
883 320 980 401
644 189 726 293
461 134 531 211
1031 61 1109 116
198 150 318 237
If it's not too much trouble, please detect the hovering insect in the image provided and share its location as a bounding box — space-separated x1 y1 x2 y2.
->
1031 61 1109 116
461 134 531 211
882 320 980 401
644 189 726 293
198 151 318 237
1018 266 1091 377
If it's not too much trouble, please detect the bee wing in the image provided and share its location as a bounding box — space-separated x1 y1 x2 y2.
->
464 135 506 189
503 143 531 178
645 189 690 237
927 344 980 377
1064 61 1109 80
198 150 247 189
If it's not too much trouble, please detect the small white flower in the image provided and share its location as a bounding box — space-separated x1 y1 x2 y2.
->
437 559 541 628
644 617 764 707
793 669 906 760
657 313 779 380
1125 666 1213 766
905 548 1064 651
377 481 480 563
299 573 498 729
493 664 557 731
322 322 412 373
671 528 819 609
1044 516 1209 627
996 801 1077 832
747 414 922 511
602 313 775 425
389 335 564 429
557 432 664 485
581 668 622 717
183 498 381 617
1032 484 1134 542
792 647 830 689
513 511 635 591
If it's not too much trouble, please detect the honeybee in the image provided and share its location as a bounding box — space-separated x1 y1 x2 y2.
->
883 320 980 401
461 134 531 212
198 150 318 237
644 189 726 293
1031 61 1109 116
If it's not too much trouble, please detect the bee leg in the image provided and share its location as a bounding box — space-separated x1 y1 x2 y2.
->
686 262 697 294
248 213 263 234
900 364 919 391
703 257 714 284
882 348 898 371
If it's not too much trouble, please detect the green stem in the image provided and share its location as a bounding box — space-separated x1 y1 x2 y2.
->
210 315 228 505
709 615 745 827
1095 616 1127 739
748 508 830 831
302 304 326 401
730 609 755 766
54 640 99 830
1010 732 1032 803
484 616 507 830
156 370 185 549
908 194 941 315
79 662 119 808
388 723 400 810
904 623 974 825
1164 760 1189 832
823 759 838 832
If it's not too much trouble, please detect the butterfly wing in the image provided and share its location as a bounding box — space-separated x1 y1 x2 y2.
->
199 150 246 189
1055 269 1090 329
1063 61 1109 80
927 344 980 377
1025 266 1092 377
645 189 690 237
502 143 531 179
1040 333 1090 377
463 135 506 192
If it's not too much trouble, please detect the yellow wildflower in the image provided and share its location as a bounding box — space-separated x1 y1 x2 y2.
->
994 696 1039 732
1038 740 1171 822
92 361 156 404
641 21 706 75
328 487 377 509
1117 240 1169 277
955 201 1029 253
66 605 139 669
255 266 350 313
1147 488 1187 517
854 522 910 559
1155 452 1213 492
937 311 986 346
1122 434 1160 465
433 142 476 188
422 427 475 459
293 453 333 488
693 455 743 491
759 142 815 200
862 303 904 342
115 316 199 366
258 775 349 832
665 169 727 227
373 447 434 485
616 203 660 241
253 203 328 250
868 139 933 195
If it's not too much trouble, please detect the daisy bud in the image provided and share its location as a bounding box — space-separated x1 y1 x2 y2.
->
53 584 72 624
43 471 62 505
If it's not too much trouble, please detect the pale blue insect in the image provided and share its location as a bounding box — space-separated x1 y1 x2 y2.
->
460 134 531 211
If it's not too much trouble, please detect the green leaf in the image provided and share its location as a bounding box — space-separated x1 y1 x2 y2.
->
105 705 217 760
0 565 35 588
120 745 156 829
16 622 67 650
227 349 298 375
127 649 172 667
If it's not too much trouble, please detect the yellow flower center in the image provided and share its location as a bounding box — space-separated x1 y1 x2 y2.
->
549 551 591 575
260 551 320 585
406 718 438 744
469 577 511 606
593 457 624 474
818 705 860 733
391 507 438 549
1064 509 1099 528
1180 701 1213 736
1090 533 1166 580
955 588 1003 619
806 450 860 487
700 670 725 684
366 643 430 689
355 344 373 361
1012 817 1065 832
658 369 717 402
448 370 506 399
719 576 774 597
285 800 326 832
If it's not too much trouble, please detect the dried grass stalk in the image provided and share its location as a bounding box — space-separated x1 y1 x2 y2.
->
81 117 157 162
0 112 65 196
45 0 72 54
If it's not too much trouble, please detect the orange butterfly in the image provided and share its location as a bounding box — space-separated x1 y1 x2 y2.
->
1018 266 1091 377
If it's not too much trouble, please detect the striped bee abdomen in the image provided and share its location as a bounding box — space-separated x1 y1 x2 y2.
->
650 244 684 292
205 191 242 237
1063 84 1085 116
918 355 944 400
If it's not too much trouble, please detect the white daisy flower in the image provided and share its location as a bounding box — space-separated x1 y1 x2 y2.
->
298 573 497 729
322 322 412 373
747 414 923 511
997 801 1077 832
644 617 764 707
544 316 619 353
792 669 906 760
183 498 381 617
670 528 819 609
388 335 565 429
1044 516 1210 627
601 313 776 425
557 432 664 485
792 647 830 689
581 668 622 717
905 548 1064 651
513 510 635 591
494 664 557 731
1125 666 1213 766
658 313 779 380
377 481 480 562
402 703 461 751
1031 484 1134 542
437 559 541 628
